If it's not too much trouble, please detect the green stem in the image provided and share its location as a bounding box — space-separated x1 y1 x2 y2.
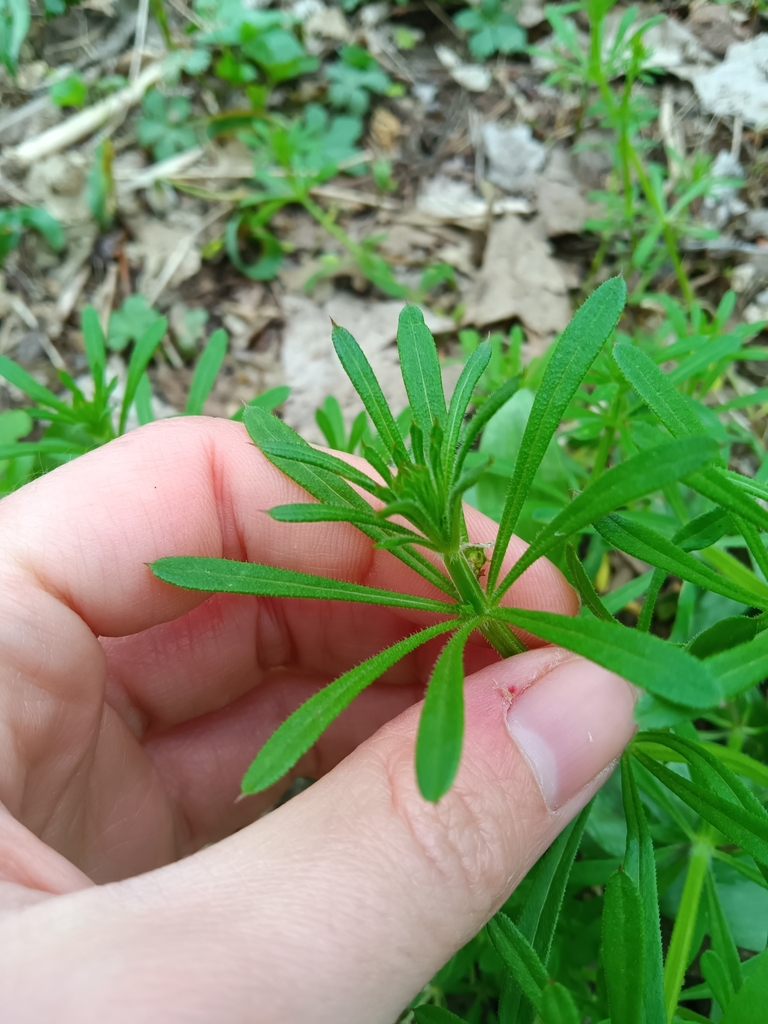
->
444 553 526 657
663 825 716 1022
627 148 693 303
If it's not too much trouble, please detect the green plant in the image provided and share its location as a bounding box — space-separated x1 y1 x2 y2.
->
222 103 406 296
138 90 199 162
457 324 522 406
454 0 526 60
105 295 162 353
49 72 87 108
0 205 63 266
536 0 731 301
0 304 287 494
0 0 28 74
325 45 391 115
150 278 768 1021
86 140 116 231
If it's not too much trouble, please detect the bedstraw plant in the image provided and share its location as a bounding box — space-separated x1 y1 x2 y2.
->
152 277 768 1022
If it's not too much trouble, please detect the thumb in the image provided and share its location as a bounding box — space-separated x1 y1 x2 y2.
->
0 647 636 1024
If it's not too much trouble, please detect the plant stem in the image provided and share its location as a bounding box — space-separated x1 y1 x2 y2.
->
445 552 526 657
627 147 694 303
663 824 716 1022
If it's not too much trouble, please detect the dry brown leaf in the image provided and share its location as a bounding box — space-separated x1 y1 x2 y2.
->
462 215 572 334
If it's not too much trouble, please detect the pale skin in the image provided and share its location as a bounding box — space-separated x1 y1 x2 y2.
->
0 417 636 1023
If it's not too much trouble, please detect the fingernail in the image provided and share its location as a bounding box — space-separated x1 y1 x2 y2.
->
505 658 636 811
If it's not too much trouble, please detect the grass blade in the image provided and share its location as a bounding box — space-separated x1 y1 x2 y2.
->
487 276 626 592
396 305 446 436
241 621 456 794
185 329 227 416
0 354 72 414
416 621 476 802
81 305 107 399
595 513 768 610
119 316 167 434
151 556 461 613
332 322 408 461
491 608 721 708
494 436 719 601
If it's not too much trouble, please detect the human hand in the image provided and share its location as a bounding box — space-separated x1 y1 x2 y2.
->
0 417 635 1023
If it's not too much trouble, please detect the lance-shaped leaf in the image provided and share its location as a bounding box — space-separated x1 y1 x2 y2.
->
702 949 735 1014
0 439 88 459
614 340 768 531
720 948 768 1024
707 627 768 699
633 754 768 870
81 305 107 401
151 557 462 613
614 340 710 440
704 872 742 998
331 322 409 462
539 983 580 1024
494 436 720 601
416 621 476 802
638 508 733 633
268 503 432 547
256 440 386 498
396 305 446 436
453 374 521 482
501 805 592 1024
0 353 73 415
565 544 613 621
621 757 666 1024
487 276 626 592
488 912 549 1010
241 620 457 794
687 616 760 660
413 1008 467 1024
688 467 768 534
595 513 768 610
602 870 645 1024
243 407 455 597
119 316 168 434
491 608 721 708
185 329 227 416
441 341 491 469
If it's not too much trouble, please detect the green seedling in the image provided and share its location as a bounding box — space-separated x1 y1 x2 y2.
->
325 45 391 115
222 104 405 296
138 90 198 162
0 0 29 74
152 276 768 804
0 205 63 266
49 72 87 108
0 304 284 492
454 0 526 60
